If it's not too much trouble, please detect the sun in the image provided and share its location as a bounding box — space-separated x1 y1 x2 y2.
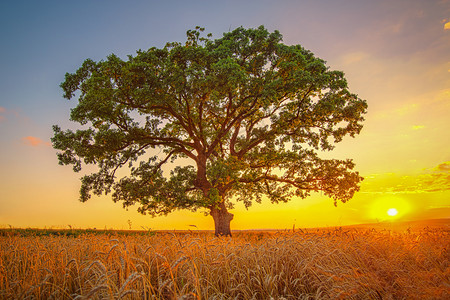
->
387 208 398 216
370 196 410 221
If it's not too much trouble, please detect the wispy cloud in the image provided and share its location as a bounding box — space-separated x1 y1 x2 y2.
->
437 162 450 172
395 103 419 116
373 103 420 120
362 161 450 194
340 52 369 65
0 107 31 124
0 107 5 122
444 21 450 30
436 89 450 105
21 136 51 147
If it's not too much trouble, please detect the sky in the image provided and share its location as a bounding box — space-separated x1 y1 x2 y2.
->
0 0 449 230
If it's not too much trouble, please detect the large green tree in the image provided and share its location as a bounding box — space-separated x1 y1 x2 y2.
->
52 26 367 236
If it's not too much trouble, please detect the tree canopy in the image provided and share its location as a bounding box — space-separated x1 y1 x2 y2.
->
52 26 367 236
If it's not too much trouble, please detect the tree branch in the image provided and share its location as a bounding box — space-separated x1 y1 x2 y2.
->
239 175 322 190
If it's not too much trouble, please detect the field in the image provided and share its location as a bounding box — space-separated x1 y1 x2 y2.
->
0 223 449 299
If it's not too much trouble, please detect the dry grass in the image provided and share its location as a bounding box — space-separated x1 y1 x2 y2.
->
0 227 449 299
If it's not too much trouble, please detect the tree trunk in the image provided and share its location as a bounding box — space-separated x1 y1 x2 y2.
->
210 202 234 237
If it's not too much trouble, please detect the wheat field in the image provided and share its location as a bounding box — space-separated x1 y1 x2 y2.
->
0 227 449 299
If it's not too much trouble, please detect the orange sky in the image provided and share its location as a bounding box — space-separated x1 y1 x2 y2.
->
0 0 449 230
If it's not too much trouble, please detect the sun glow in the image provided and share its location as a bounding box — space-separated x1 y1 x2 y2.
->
387 208 398 216
370 196 410 221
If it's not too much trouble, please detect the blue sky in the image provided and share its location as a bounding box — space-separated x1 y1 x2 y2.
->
1 0 449 229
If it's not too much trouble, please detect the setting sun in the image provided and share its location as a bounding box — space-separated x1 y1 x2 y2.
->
387 208 398 216
369 196 411 221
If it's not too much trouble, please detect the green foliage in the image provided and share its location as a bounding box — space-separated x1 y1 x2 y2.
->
52 26 367 217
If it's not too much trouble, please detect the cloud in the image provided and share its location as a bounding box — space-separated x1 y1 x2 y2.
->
22 136 51 147
445 21 450 30
340 52 369 65
0 107 5 122
371 102 419 121
437 162 450 172
362 161 450 194
0 107 31 124
396 103 419 116
435 89 450 104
